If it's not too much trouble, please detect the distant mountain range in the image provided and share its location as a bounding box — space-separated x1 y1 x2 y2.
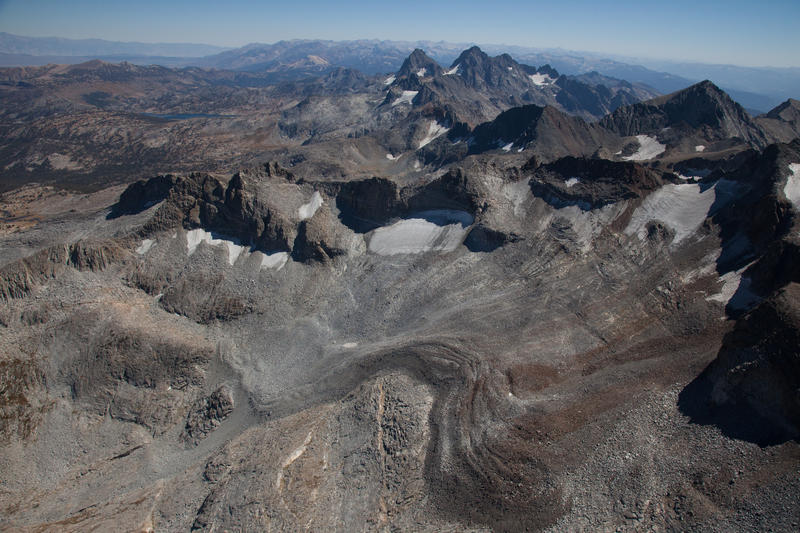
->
1 32 798 112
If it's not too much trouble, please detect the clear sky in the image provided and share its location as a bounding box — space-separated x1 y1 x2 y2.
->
1 0 798 67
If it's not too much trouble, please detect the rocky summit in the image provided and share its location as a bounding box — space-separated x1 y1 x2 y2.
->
1 45 799 532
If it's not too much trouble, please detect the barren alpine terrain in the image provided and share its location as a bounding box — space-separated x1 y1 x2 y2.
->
1 45 799 532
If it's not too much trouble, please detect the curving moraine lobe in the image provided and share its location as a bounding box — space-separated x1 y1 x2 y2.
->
1 64 800 532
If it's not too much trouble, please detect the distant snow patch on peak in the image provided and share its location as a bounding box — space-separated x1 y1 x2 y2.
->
529 73 555 86
501 142 513 152
444 64 460 75
785 163 800 211
298 191 323 220
416 67 427 77
695 145 706 152
342 342 358 349
413 160 421 170
136 239 154 255
418 121 450 149
565 177 580 188
386 153 397 160
507 66 513 71
622 135 666 161
391 90 418 106
383 75 395 85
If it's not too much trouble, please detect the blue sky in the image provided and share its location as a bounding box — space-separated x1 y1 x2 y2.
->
1 0 798 67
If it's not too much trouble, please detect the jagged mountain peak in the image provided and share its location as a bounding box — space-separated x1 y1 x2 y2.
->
397 48 442 79
452 45 490 65
765 98 800 120
601 79 768 148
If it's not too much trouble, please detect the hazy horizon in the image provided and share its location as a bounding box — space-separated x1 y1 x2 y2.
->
1 0 799 68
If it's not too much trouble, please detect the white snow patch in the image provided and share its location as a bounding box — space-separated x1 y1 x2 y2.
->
342 342 358 349
186 228 248 266
695 145 706 152
367 210 473 255
259 251 288 270
529 73 554 86
444 64 460 75
418 121 450 149
622 135 666 161
507 66 513 71
383 75 395 85
517 146 524 152
391 90 418 107
136 239 154 255
413 160 421 170
298 191 323 220
625 181 735 245
416 67 427 77
784 163 800 210
565 177 580 188
501 142 513 152
386 153 397 160
706 262 759 309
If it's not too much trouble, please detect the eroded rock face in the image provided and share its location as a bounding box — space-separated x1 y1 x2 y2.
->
708 283 800 439
182 386 235 445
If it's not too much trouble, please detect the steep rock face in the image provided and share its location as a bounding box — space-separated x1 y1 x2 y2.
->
709 139 800 292
707 283 800 440
600 80 768 148
335 176 402 231
530 156 666 209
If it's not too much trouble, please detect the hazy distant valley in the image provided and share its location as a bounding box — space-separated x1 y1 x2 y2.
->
1 38 799 532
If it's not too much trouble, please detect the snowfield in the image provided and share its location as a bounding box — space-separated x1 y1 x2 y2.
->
529 73 555 86
622 135 666 161
565 177 580 188
418 121 450 149
625 181 737 245
784 163 800 210
391 90 418 106
186 228 286 269
298 191 323 220
444 64 460 75
367 210 473 255
383 75 395 85
136 239 154 255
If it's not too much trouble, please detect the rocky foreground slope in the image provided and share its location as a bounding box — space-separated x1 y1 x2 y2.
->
0 50 799 531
